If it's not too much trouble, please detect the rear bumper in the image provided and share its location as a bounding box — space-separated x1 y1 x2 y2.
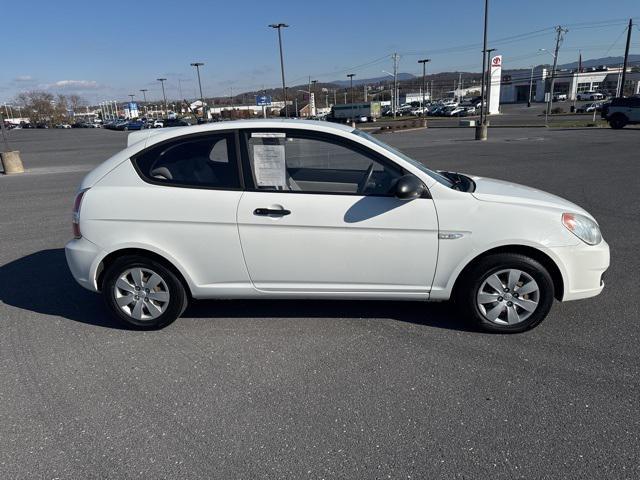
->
65 237 101 292
550 240 610 301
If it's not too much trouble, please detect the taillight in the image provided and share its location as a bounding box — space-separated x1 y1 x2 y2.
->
72 189 89 239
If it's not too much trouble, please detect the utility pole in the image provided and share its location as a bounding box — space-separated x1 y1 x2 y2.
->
269 23 289 117
546 25 568 117
311 79 317 116
476 0 489 140
619 18 633 97
157 78 168 117
392 53 399 118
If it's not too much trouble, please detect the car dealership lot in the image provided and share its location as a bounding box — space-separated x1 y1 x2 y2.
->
1 127 638 478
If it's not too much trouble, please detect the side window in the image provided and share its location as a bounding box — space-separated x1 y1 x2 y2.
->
245 131 402 195
133 133 240 189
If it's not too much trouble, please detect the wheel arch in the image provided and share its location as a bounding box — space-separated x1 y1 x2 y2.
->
451 244 564 301
95 247 193 298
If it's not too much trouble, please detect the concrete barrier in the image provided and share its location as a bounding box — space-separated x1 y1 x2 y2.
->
459 119 476 127
1 151 25 174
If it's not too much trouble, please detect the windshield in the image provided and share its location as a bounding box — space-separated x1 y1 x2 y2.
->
352 129 454 187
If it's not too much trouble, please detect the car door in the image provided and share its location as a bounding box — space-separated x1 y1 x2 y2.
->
236 128 439 297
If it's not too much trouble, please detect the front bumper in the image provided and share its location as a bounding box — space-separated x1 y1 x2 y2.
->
65 237 101 292
550 239 610 301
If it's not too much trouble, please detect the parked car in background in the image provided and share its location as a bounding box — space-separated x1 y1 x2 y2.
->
163 118 191 128
446 106 466 117
115 120 145 131
601 96 640 129
577 91 604 101
576 102 604 113
552 92 568 101
66 119 609 332
153 119 164 128
55 123 72 129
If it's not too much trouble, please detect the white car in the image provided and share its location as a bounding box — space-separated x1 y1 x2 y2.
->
577 91 604 101
153 119 164 128
65 119 609 332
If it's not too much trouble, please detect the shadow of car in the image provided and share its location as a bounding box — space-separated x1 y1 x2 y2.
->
0 249 474 332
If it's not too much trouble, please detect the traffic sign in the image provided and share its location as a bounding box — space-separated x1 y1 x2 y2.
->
256 95 272 106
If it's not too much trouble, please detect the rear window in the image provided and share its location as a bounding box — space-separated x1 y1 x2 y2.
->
132 133 241 189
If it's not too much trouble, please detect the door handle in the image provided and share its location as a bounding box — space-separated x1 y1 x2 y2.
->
254 208 291 216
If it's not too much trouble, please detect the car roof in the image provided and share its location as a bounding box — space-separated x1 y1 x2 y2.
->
126 119 355 147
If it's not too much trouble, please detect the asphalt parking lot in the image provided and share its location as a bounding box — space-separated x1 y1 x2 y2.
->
1 126 638 479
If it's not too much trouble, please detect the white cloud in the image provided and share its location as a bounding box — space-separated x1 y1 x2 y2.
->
14 75 33 82
44 80 101 90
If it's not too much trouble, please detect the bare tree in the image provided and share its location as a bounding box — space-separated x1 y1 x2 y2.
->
12 90 86 125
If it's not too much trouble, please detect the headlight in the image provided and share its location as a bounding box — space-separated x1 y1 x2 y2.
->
562 213 602 245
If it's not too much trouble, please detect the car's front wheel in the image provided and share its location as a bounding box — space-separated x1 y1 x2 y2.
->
102 255 188 329
455 253 555 333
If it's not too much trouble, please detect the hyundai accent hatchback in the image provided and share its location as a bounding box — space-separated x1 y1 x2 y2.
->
65 119 609 332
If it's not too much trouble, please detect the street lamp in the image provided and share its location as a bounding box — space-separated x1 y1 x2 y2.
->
418 59 431 116
140 89 148 114
269 23 289 117
190 62 205 121
347 73 355 124
527 65 535 107
157 78 168 117
476 0 490 140
311 79 317 116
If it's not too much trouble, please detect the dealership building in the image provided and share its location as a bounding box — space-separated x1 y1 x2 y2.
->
499 66 640 103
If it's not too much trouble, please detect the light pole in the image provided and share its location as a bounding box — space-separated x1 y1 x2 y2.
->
347 73 355 124
476 0 489 140
140 89 148 115
269 23 289 117
157 78 168 117
190 62 205 121
311 79 317 116
418 59 431 118
382 70 396 117
527 65 534 107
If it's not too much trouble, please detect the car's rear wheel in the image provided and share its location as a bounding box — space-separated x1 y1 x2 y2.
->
103 255 187 329
609 114 627 129
455 253 555 333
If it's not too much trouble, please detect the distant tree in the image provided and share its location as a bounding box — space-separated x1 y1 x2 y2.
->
12 90 87 124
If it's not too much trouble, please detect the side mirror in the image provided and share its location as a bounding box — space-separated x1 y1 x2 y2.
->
395 174 427 200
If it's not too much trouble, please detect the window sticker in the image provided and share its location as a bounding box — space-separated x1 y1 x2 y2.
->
251 132 286 138
253 144 286 187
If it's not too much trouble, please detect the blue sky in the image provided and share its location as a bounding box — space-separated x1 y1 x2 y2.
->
1 0 639 104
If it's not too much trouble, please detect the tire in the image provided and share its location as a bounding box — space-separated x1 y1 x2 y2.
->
609 114 627 129
102 255 188 329
454 253 555 333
